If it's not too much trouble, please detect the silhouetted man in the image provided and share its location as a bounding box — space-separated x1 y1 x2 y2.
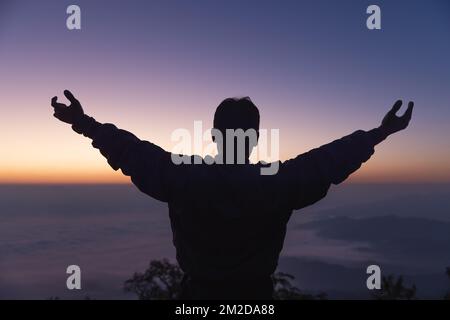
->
51 90 413 299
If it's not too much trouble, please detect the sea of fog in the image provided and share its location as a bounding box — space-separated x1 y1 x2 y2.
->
1 183 450 299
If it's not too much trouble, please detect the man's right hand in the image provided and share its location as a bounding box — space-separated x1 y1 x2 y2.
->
51 90 84 125
379 100 414 137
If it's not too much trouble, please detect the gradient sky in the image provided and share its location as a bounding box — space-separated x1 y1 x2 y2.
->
0 0 449 183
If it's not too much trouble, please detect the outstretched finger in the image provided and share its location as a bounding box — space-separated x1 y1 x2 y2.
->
402 101 414 120
51 96 67 110
64 90 79 104
389 100 403 115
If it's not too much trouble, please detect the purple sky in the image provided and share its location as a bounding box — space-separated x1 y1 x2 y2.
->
1 0 449 183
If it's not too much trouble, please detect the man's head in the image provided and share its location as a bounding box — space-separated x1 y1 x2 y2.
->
212 97 260 163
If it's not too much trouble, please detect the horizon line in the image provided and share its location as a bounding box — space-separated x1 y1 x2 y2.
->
1 181 450 186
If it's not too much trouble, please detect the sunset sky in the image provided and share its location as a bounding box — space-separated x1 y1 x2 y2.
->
0 0 449 184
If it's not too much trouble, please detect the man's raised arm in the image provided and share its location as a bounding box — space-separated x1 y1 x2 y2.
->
279 100 414 210
51 90 171 202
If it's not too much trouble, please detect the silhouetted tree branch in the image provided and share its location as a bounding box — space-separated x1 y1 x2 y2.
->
444 267 450 300
272 272 326 300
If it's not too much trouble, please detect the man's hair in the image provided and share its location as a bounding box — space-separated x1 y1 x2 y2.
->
213 97 260 134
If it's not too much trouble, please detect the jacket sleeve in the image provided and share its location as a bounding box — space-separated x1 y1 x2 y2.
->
71 115 172 202
279 128 386 210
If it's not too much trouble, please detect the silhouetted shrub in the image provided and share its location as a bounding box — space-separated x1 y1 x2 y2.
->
124 259 183 300
372 275 416 300
124 258 322 300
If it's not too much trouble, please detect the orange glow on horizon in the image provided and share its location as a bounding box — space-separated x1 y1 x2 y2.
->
1 156 449 184
0 167 129 184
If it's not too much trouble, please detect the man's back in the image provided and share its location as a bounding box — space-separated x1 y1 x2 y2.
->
168 161 292 297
